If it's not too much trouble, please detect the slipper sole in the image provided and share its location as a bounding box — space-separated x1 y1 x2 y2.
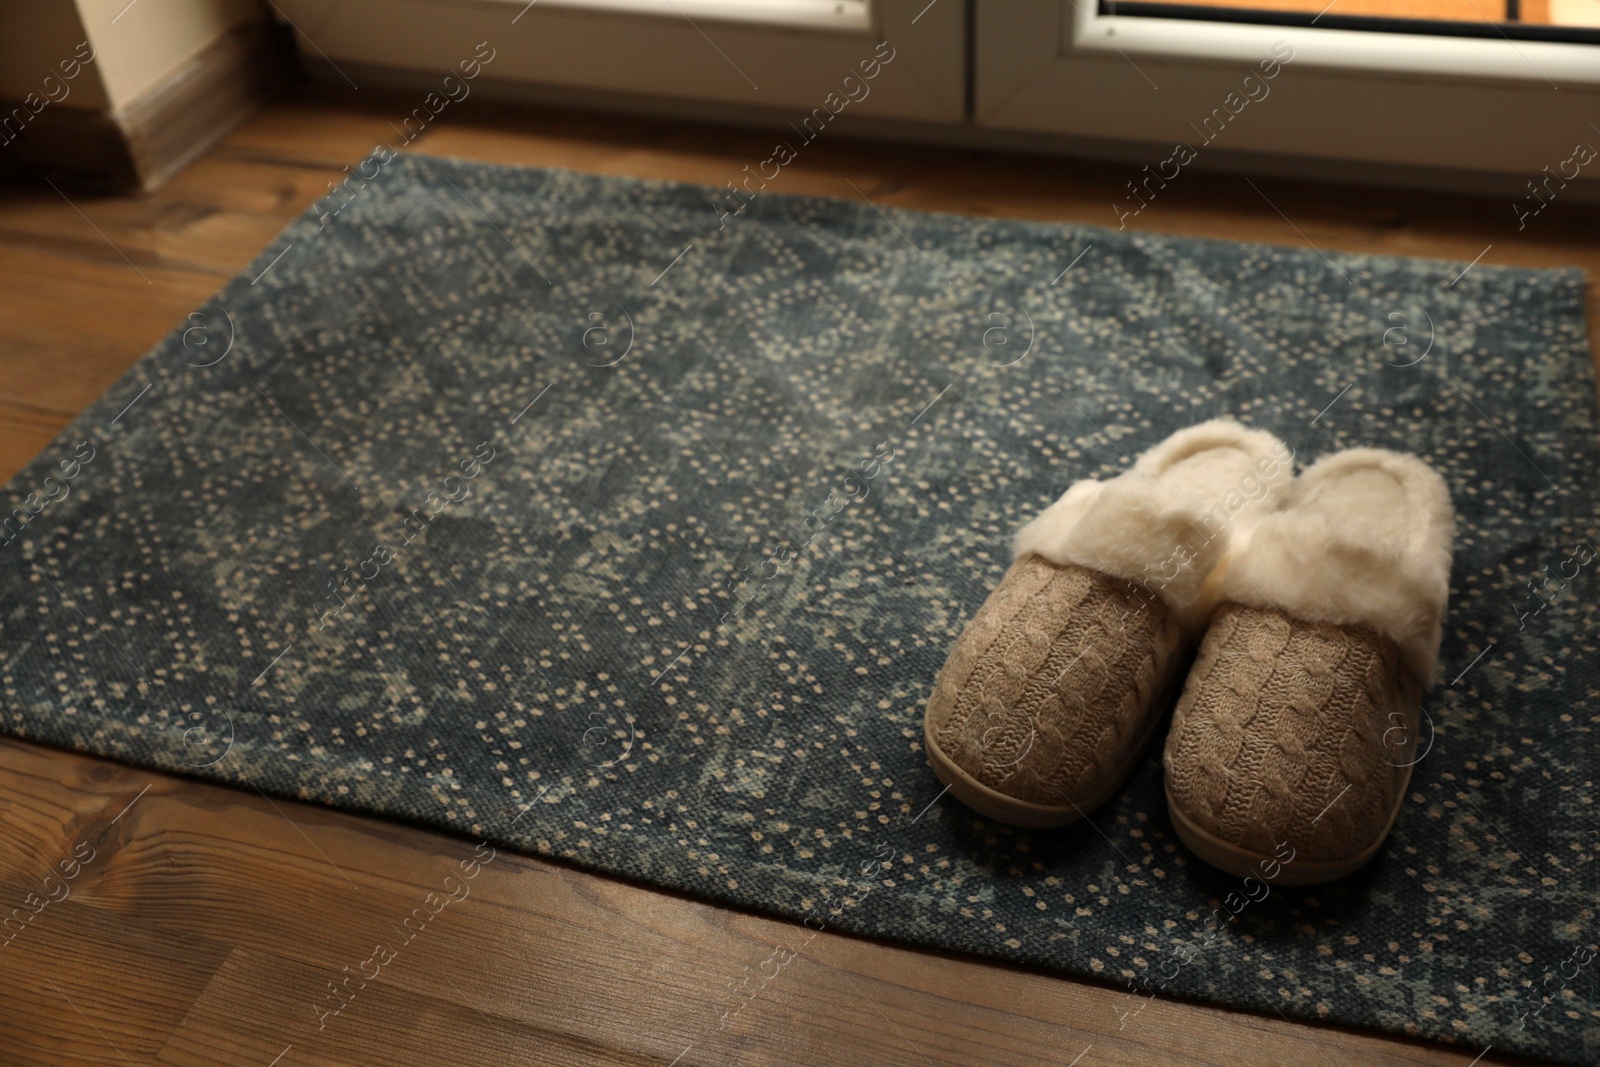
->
922 697 1169 830
1165 760 1414 886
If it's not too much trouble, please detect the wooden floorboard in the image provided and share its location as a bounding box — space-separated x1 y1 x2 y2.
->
0 739 1526 1067
1 84 1590 1066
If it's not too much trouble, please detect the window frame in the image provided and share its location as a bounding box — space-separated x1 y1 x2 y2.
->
975 0 1600 185
270 0 966 123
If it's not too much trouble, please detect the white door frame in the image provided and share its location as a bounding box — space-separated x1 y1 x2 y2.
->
976 0 1600 185
271 0 966 123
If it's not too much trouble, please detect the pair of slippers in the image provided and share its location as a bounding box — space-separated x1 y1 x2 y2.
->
922 420 1453 885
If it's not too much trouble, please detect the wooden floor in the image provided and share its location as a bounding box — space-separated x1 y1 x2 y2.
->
3 85 1596 1067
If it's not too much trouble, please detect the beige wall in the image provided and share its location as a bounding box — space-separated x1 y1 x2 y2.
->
0 0 110 110
76 0 260 110
4 0 260 113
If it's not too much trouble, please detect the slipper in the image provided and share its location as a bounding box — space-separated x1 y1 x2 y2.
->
1163 448 1453 884
923 419 1296 828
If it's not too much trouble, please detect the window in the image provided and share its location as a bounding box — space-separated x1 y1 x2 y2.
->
976 0 1600 189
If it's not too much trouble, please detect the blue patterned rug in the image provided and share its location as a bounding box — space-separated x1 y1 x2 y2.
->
4 153 1596 1063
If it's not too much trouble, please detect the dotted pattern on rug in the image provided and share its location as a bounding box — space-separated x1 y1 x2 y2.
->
1 154 1595 1064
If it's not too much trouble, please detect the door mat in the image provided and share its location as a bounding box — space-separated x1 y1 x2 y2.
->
4 153 1596 1063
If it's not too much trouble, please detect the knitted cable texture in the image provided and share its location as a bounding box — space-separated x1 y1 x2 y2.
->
1164 604 1418 862
927 555 1188 807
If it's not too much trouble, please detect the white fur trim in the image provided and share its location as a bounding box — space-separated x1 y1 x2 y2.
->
1131 420 1293 497
1014 419 1296 628
1221 448 1454 686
